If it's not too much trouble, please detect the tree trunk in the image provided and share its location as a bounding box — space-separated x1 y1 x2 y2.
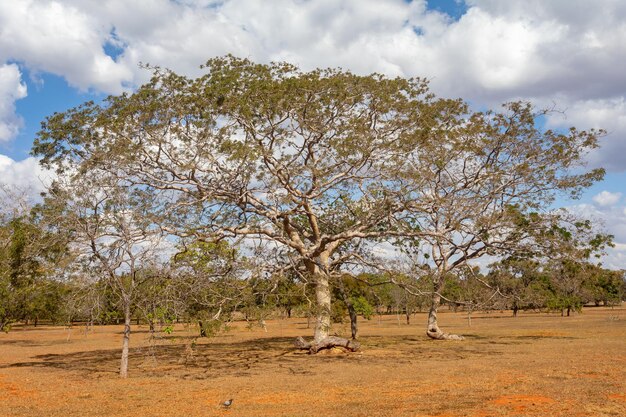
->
405 307 410 325
314 272 331 343
303 253 333 346
336 278 358 340
567 307 571 317
348 304 358 340
198 320 207 337
426 275 464 341
120 302 131 378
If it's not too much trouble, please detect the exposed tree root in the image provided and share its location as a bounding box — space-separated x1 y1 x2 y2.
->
294 336 361 354
426 327 465 341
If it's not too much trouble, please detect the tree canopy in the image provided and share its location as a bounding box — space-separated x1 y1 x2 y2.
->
33 56 608 345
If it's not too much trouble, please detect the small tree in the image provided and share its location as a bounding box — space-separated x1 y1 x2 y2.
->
171 240 245 337
41 173 167 377
488 257 551 316
331 274 376 339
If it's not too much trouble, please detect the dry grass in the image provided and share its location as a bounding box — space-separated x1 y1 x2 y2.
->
1 306 625 416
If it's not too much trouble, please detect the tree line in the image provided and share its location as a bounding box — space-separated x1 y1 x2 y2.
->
1 56 624 377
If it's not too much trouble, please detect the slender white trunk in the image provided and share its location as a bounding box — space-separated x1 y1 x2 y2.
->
120 301 131 378
314 272 331 343
426 273 464 340
426 284 443 337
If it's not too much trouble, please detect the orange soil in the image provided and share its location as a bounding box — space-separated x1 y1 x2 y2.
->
1 306 625 416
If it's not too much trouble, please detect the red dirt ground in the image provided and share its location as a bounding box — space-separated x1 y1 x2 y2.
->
1 306 625 416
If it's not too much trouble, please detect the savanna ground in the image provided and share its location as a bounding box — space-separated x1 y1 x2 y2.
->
1 306 625 417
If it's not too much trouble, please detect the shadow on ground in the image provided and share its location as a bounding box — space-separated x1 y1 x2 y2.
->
0 332 517 379
1 336 315 378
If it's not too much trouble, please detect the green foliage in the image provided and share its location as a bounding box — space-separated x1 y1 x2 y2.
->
584 268 625 305
0 207 70 330
331 301 347 324
351 296 374 320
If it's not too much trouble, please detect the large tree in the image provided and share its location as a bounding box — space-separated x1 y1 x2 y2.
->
33 56 604 344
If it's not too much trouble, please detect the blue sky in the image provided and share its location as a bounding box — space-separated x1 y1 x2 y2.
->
1 0 625 268
10 71 104 160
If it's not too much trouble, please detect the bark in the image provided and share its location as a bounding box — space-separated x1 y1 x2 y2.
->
120 301 131 378
198 320 207 337
336 278 358 340
426 276 464 341
314 273 331 343
294 336 360 354
349 306 358 340
307 254 332 344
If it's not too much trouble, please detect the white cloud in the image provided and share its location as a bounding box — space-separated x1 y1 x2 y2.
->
0 0 132 93
545 97 626 172
0 64 27 142
0 155 53 196
600 244 626 271
0 0 622 168
592 191 622 207
0 0 626 270
1 0 625 101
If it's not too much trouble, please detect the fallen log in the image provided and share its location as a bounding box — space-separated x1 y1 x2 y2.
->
294 336 361 354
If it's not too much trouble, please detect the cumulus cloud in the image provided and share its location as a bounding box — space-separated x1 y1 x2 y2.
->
0 155 53 196
545 97 626 172
1 0 626 266
0 0 132 93
0 0 623 166
1 0 625 101
592 191 622 207
0 64 27 142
